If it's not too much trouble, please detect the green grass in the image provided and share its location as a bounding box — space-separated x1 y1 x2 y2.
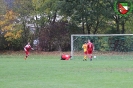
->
0 54 133 88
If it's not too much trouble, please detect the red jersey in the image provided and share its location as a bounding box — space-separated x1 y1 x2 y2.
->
87 42 94 50
61 54 71 60
87 42 94 54
24 44 31 51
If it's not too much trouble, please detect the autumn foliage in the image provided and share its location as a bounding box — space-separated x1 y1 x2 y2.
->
0 10 23 50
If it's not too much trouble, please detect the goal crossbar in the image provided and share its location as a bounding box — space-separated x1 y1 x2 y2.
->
71 34 133 37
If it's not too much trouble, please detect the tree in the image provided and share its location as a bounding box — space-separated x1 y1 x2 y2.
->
39 21 70 51
0 0 6 15
13 0 35 45
0 10 23 50
105 0 133 34
58 0 111 34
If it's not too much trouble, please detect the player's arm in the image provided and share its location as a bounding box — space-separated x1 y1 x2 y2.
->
24 46 27 51
29 45 34 50
31 48 34 50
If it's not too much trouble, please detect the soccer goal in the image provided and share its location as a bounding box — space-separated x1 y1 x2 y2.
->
71 34 133 60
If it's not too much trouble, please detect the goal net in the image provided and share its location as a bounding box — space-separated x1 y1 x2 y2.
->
71 34 133 60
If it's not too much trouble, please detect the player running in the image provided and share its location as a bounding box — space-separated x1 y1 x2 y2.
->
87 39 94 61
82 41 88 61
24 42 33 60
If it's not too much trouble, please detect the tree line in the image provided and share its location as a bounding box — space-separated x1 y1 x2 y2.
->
0 0 133 51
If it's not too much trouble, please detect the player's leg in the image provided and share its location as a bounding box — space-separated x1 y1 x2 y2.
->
83 52 87 61
84 55 87 61
24 51 29 60
88 50 92 61
90 53 92 61
24 51 27 60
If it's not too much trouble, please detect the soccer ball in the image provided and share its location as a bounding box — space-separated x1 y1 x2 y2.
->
94 56 96 58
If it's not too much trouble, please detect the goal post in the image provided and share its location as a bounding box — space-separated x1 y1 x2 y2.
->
71 34 133 59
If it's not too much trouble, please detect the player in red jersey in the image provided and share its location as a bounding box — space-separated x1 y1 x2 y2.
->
87 40 94 61
61 54 71 60
24 42 33 60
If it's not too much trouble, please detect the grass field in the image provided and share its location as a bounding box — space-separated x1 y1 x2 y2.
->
0 52 133 88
